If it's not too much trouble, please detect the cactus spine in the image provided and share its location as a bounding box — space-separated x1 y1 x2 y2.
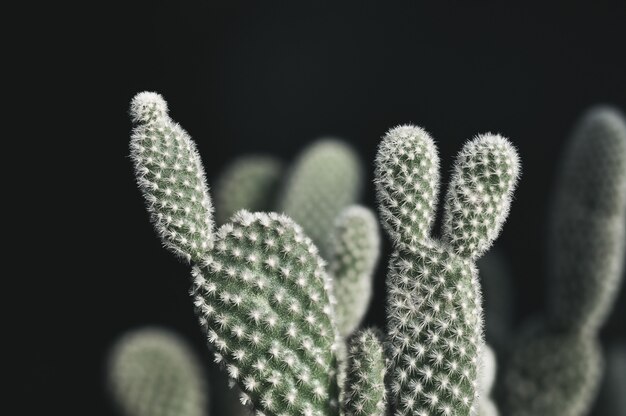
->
376 125 520 416
500 107 626 416
343 329 387 416
108 327 208 416
130 93 338 416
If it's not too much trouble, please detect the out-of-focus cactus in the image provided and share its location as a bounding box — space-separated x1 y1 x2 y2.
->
376 125 520 416
500 107 626 416
108 327 208 416
595 342 626 416
214 156 283 225
478 345 499 416
328 206 380 338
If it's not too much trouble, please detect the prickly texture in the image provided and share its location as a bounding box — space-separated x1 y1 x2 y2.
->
375 125 439 250
478 345 499 416
279 140 363 255
501 328 602 416
328 206 381 337
191 211 338 416
214 156 283 225
377 126 520 416
342 329 387 416
477 250 513 352
130 92 213 263
443 135 521 260
548 107 626 334
108 327 208 416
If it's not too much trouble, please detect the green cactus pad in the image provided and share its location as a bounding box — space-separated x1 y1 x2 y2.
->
343 329 387 416
214 156 284 225
108 327 208 416
279 139 363 255
328 206 380 337
191 211 338 416
549 107 626 333
130 92 213 263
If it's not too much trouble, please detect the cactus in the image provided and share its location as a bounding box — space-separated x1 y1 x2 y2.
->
278 139 363 256
130 93 339 416
342 329 387 416
376 125 520 416
328 206 381 338
130 92 213 263
214 156 283 225
478 345 499 416
108 327 208 416
500 107 626 416
595 342 626 416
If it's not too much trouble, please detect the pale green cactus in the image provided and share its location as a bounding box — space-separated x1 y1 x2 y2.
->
500 107 626 416
376 125 520 416
277 139 363 256
595 342 626 416
214 156 283 225
328 206 380 338
130 93 339 416
130 92 213 263
478 345 499 416
108 327 208 416
342 329 386 416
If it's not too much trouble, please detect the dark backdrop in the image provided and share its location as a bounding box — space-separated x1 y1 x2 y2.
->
28 2 626 415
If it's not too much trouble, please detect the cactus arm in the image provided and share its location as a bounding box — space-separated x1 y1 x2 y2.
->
214 156 283 225
328 206 381 338
129 92 214 263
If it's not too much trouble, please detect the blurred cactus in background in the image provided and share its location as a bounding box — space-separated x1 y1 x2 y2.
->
500 107 626 416
108 328 208 416
127 93 521 416
478 345 499 416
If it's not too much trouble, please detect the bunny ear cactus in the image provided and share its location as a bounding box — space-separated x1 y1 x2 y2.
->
376 125 520 416
478 345 499 416
129 92 339 416
278 139 363 256
342 329 387 416
500 107 626 416
214 156 284 225
328 206 381 338
108 327 208 416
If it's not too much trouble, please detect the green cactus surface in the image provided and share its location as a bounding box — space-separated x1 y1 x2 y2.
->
108 327 208 416
376 125 520 416
501 328 602 416
129 93 339 416
501 107 626 416
328 206 380 338
548 107 626 334
342 329 387 416
214 156 283 225
130 92 214 263
278 140 363 255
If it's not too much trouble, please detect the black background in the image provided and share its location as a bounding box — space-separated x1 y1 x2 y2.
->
26 1 626 415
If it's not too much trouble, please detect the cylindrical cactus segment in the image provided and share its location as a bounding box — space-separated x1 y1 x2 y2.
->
129 92 214 263
278 139 363 256
191 211 339 416
329 206 381 337
343 329 387 416
214 156 284 225
549 107 626 333
443 134 521 260
374 125 440 250
108 327 208 416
